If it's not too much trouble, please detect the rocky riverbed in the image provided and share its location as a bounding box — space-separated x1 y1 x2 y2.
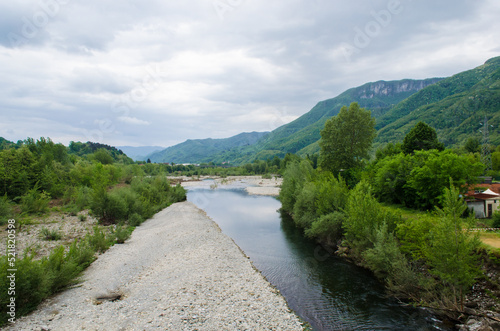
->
6 202 303 330
179 175 282 196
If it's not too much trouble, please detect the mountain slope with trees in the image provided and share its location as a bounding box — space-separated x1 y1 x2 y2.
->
147 131 269 164
374 56 500 148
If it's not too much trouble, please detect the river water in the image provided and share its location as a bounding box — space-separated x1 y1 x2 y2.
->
186 181 447 330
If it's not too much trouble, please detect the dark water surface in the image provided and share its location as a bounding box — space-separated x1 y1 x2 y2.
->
187 184 446 330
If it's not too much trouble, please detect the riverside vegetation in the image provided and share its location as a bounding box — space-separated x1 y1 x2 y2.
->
0 138 186 325
279 103 500 324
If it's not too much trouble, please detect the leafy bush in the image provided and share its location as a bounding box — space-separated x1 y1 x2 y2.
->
128 213 144 227
279 160 314 213
170 184 187 204
305 212 345 243
66 239 96 268
345 180 383 253
363 222 405 279
104 192 128 222
424 186 481 310
113 225 133 244
90 177 187 225
396 214 435 261
78 214 87 222
90 188 128 224
0 254 49 321
0 226 107 326
43 246 82 293
86 226 113 252
314 173 349 216
74 186 92 209
293 182 318 229
0 194 12 225
492 212 500 228
20 186 51 214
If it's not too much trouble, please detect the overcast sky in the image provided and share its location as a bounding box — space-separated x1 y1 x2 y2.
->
0 0 499 148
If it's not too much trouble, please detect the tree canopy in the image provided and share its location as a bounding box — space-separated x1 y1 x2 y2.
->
402 121 444 154
319 102 376 175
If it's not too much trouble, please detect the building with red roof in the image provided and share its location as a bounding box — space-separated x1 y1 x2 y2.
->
465 184 500 218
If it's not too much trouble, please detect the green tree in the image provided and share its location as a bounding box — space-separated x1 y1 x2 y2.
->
425 184 480 311
406 150 483 209
92 149 114 165
402 121 444 154
0 147 37 198
463 137 481 154
319 102 376 175
372 152 415 205
345 180 385 255
293 182 318 229
372 150 483 210
492 145 500 171
279 160 314 213
375 142 403 161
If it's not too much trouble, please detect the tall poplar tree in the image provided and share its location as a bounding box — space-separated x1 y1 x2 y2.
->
319 102 376 175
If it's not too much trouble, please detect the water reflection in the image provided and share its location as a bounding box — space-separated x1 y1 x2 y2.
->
187 184 445 330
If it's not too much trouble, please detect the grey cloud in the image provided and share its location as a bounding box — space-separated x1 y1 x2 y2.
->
69 68 133 95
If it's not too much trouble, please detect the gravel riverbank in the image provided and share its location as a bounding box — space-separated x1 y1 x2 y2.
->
180 176 282 196
6 202 303 330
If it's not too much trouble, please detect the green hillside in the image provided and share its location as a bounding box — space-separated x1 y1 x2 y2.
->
148 131 269 164
0 137 16 150
375 56 500 148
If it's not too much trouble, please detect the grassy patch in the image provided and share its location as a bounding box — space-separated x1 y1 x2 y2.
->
380 203 440 221
40 227 62 241
479 232 500 253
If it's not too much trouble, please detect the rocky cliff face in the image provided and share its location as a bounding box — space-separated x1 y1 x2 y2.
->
358 78 443 99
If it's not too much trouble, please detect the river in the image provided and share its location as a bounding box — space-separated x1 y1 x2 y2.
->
186 181 447 330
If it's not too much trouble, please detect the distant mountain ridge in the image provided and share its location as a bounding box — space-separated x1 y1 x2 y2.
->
147 131 269 164
117 146 165 161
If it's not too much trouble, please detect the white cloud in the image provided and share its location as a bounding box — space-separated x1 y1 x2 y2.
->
118 116 150 126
